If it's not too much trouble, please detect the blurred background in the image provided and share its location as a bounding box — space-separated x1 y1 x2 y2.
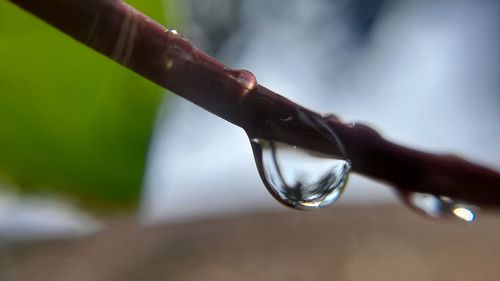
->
1 0 499 280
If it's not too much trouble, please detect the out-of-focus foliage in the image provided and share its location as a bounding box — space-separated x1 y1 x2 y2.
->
0 0 179 208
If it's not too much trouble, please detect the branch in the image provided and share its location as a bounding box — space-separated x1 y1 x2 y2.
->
10 0 500 208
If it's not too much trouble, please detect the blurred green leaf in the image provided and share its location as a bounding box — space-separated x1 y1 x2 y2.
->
0 0 180 208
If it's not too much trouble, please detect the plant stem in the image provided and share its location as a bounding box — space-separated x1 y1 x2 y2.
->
10 0 500 208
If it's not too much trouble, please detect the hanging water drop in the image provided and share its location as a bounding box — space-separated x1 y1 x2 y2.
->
251 139 350 209
249 111 351 210
401 192 478 222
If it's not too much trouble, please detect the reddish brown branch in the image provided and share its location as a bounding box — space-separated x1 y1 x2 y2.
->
9 0 500 207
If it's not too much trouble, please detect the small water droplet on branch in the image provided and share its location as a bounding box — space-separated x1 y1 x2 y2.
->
400 192 478 222
165 28 178 35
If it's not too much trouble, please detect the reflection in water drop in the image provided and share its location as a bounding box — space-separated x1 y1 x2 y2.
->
251 139 351 209
404 192 477 222
249 111 351 210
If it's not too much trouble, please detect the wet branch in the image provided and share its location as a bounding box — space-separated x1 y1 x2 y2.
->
10 0 500 207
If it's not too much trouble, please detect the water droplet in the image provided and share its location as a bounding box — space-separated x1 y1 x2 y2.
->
249 111 351 210
234 70 257 92
165 28 178 35
401 192 477 222
228 69 257 97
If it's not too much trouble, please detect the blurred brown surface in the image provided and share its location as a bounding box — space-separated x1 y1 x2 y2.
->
1 205 500 281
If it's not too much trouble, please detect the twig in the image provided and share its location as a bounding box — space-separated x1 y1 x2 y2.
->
10 0 500 207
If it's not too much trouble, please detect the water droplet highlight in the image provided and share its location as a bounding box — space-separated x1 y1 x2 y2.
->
250 112 351 210
452 207 475 222
165 28 178 35
402 192 477 222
